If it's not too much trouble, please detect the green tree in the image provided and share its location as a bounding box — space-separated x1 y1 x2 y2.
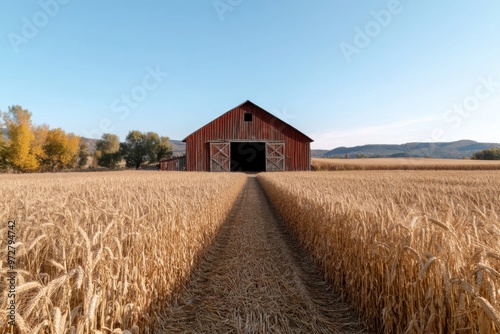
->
145 132 161 163
97 150 123 169
2 106 39 172
155 136 173 162
95 133 122 168
122 130 148 169
96 133 120 153
77 141 89 168
471 147 500 160
121 131 173 169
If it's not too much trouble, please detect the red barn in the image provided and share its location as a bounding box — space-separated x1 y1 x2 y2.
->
181 100 313 172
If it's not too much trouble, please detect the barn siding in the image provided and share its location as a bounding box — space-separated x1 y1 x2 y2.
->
159 156 186 171
184 102 312 171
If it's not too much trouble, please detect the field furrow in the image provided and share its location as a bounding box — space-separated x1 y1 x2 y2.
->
158 176 367 333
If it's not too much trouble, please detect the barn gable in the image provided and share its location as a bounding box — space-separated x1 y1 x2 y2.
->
182 100 313 143
181 100 313 172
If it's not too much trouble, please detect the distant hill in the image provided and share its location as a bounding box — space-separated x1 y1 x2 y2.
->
80 137 97 153
311 149 329 158
323 140 500 159
170 140 186 156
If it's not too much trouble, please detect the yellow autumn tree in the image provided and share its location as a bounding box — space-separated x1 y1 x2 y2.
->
66 133 80 168
2 105 39 172
32 124 49 166
0 128 7 170
43 128 80 170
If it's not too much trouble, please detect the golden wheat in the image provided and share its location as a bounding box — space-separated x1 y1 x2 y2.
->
258 170 500 333
313 157 500 171
0 171 246 333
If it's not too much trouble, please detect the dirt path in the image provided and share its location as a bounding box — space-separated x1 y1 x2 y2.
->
158 176 367 333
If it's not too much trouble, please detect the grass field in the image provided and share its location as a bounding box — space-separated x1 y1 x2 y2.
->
313 157 500 170
0 171 246 333
259 171 500 333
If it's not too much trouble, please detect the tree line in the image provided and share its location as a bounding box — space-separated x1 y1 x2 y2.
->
471 147 500 160
94 131 172 169
0 105 173 172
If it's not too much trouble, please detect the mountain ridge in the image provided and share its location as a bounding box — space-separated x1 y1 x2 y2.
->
321 140 500 159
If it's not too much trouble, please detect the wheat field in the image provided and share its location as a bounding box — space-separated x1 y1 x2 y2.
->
0 171 246 333
313 157 500 171
2 170 500 333
258 171 500 333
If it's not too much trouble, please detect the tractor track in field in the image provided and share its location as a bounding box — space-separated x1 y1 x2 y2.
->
158 175 368 333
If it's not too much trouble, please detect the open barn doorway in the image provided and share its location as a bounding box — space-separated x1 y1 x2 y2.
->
230 142 266 172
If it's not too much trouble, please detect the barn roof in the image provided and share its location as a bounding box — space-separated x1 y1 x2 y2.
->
182 100 313 142
159 155 186 162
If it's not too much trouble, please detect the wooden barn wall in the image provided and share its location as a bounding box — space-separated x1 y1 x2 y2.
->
160 156 186 171
185 104 311 171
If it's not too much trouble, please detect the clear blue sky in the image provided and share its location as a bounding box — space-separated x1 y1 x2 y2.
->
1 1 499 149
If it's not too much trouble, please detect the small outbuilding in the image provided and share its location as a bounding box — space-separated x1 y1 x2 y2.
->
177 100 313 172
159 156 186 171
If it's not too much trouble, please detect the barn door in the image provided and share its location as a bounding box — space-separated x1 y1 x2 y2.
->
210 142 230 172
266 142 285 171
